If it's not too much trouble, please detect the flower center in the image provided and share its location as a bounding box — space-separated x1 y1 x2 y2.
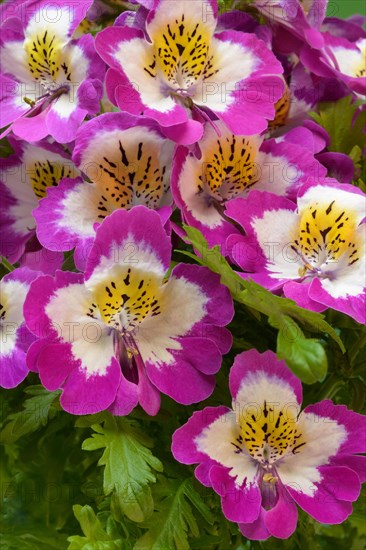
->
148 13 219 93
87 136 168 220
91 267 162 333
24 29 73 88
354 54 366 78
197 135 259 204
290 200 360 277
268 84 291 131
27 159 74 199
233 400 306 465
24 30 73 102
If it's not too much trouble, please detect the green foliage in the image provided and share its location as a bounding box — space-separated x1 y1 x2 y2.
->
277 317 327 383
67 506 123 549
134 478 214 550
310 96 366 180
81 416 163 523
310 97 366 155
0 385 60 444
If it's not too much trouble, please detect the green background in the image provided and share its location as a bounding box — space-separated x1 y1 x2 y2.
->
327 0 366 19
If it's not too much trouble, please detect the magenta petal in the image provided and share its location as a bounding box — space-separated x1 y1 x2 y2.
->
0 348 28 389
161 119 203 145
145 350 216 405
209 464 261 523
38 343 75 391
239 509 270 541
194 324 233 355
176 337 223 375
85 207 171 278
331 455 366 483
136 360 161 416
194 460 218 487
108 373 139 416
286 466 360 524
26 339 50 372
264 488 298 539
60 357 121 415
11 106 50 142
309 277 366 325
283 281 327 313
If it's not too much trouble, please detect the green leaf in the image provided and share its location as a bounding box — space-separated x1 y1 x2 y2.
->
182 225 345 354
277 317 328 383
0 386 60 444
349 145 362 166
67 506 122 549
310 96 366 155
71 505 111 542
134 478 214 550
82 416 162 523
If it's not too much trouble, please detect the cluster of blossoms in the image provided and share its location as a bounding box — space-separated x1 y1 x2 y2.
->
0 0 365 541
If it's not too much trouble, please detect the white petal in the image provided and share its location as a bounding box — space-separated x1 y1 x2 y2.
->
252 208 303 279
278 410 347 496
45 283 114 377
196 411 258 486
193 37 257 111
147 0 217 39
115 37 177 113
178 153 223 227
330 39 366 78
57 181 101 237
234 370 300 417
25 7 72 43
3 143 78 234
137 275 208 366
319 225 365 298
1 40 33 84
86 225 168 289
254 150 302 196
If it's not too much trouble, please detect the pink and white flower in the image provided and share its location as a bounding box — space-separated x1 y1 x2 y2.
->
172 349 366 540
0 0 105 143
254 0 328 49
95 0 284 144
226 181 366 324
301 35 366 96
24 207 234 416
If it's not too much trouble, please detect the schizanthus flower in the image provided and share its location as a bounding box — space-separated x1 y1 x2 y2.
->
95 0 284 143
226 181 366 324
24 207 233 415
0 0 104 142
172 349 366 540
